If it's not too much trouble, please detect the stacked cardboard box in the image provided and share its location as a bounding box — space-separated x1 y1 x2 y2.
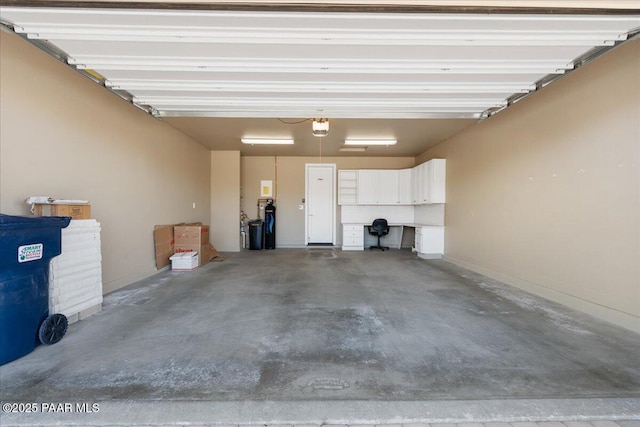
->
154 224 175 269
49 219 103 323
34 203 92 220
174 225 216 267
154 223 217 270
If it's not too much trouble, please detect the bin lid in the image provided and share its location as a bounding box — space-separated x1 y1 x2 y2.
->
170 251 198 260
0 214 71 230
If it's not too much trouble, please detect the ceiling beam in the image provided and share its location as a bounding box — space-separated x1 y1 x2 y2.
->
1 1 639 15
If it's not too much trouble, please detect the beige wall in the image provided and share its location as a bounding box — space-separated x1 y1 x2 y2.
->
0 31 211 294
416 40 640 332
211 151 241 252
241 156 415 247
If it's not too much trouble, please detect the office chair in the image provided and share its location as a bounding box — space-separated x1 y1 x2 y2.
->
368 218 390 251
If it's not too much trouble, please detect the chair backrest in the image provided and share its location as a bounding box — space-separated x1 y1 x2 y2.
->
371 218 389 235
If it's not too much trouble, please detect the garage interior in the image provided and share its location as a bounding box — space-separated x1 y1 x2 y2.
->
0 1 639 426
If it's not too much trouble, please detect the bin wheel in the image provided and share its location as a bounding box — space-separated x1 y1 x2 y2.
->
38 314 68 345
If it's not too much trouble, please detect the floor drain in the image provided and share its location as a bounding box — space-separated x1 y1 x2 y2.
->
308 377 350 390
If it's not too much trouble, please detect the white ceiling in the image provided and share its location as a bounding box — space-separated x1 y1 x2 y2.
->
1 5 639 156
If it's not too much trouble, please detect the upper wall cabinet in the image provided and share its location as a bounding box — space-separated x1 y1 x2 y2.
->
414 159 446 204
427 159 446 204
398 168 413 205
377 169 400 204
357 170 393 204
338 169 358 205
356 169 414 205
339 160 445 206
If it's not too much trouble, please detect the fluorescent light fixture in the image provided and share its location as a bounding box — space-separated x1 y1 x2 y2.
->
241 138 293 145
345 139 397 146
339 147 367 152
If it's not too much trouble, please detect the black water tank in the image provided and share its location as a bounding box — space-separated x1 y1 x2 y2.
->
264 202 276 250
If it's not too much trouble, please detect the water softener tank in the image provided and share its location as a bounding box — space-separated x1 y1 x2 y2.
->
264 201 276 250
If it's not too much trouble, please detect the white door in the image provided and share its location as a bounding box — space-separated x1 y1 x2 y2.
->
306 164 336 244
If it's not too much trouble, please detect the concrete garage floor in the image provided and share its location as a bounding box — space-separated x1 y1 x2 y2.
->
1 248 639 425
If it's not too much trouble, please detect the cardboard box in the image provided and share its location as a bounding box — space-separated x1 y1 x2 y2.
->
154 225 175 270
155 222 216 270
174 225 209 246
169 251 199 271
174 242 217 267
34 203 91 220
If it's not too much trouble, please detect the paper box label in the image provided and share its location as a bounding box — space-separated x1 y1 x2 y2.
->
18 243 43 263
174 246 198 254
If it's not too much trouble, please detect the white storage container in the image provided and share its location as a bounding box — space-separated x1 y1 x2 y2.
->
49 219 103 322
170 252 199 270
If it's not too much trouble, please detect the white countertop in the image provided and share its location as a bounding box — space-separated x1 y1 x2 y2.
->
343 222 444 228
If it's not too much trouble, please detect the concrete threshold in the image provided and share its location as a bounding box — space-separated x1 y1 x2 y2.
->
2 398 639 426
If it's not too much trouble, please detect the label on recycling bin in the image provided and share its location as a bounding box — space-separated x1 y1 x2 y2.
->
18 243 43 263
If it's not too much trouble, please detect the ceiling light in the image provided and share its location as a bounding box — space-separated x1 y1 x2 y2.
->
339 147 367 152
241 138 293 145
345 139 397 146
312 119 329 137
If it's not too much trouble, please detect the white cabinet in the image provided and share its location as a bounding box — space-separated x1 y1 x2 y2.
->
398 168 413 205
415 226 444 259
426 159 446 204
398 169 413 205
355 161 445 205
338 169 358 205
378 170 399 204
412 163 425 204
357 170 379 204
414 159 446 204
342 224 364 251
357 169 400 205
414 226 423 253
422 161 433 204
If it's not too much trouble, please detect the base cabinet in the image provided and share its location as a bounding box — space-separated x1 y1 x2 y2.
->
415 226 444 259
342 224 364 251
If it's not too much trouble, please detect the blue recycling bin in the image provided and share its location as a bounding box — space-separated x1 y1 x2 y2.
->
0 214 71 365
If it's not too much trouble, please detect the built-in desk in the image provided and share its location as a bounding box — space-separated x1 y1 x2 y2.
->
342 222 444 259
